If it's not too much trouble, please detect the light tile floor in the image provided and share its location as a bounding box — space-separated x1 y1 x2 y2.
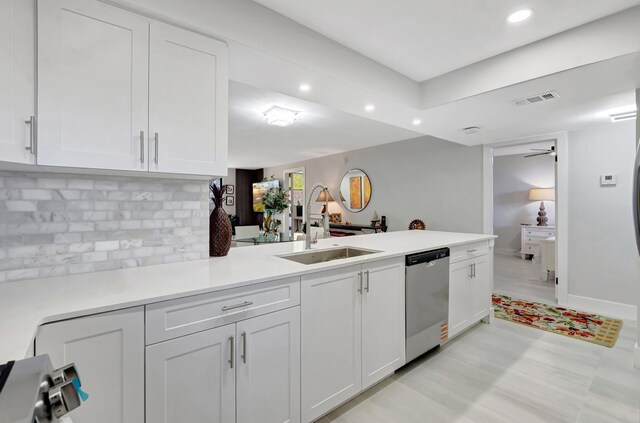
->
494 253 557 304
319 253 639 422
320 319 639 423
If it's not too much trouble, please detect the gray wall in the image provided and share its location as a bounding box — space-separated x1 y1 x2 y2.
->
0 172 209 283
265 135 484 234
567 121 639 306
493 154 555 254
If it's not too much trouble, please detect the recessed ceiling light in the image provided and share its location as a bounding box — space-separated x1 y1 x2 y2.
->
365 104 375 112
507 8 533 23
263 106 300 127
412 119 422 126
299 84 311 92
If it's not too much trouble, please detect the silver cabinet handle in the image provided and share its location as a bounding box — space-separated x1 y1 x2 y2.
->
469 264 473 279
472 263 476 279
241 331 247 364
364 270 370 292
154 132 159 164
222 301 254 311
25 116 36 155
228 335 234 369
467 249 477 253
357 272 363 293
139 131 145 163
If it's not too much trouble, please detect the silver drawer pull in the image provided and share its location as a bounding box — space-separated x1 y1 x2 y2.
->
241 331 247 363
25 116 36 155
222 301 254 311
467 249 477 253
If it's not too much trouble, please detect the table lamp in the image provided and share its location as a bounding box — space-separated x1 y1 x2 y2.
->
316 189 334 214
528 188 555 226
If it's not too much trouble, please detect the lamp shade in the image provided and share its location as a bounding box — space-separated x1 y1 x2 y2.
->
528 188 555 201
316 190 334 202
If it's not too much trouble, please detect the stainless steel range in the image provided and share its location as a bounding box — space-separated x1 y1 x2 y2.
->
0 355 86 423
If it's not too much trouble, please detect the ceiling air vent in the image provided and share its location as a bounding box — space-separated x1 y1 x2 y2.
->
514 91 560 106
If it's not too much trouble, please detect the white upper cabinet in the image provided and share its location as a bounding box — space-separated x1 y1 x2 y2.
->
37 0 150 171
35 0 228 176
149 21 228 176
0 0 36 164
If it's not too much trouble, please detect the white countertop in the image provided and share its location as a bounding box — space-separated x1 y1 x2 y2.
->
0 230 495 363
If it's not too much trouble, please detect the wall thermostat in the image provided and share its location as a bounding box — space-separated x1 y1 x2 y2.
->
600 174 617 186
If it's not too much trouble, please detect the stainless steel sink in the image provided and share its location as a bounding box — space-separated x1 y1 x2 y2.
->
278 247 380 265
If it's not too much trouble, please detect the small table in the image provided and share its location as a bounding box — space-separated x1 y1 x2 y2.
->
329 223 387 234
235 235 297 245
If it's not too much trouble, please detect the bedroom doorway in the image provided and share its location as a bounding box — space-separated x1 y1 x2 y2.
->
484 134 567 306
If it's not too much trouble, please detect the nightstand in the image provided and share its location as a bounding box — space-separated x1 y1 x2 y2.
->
520 225 556 259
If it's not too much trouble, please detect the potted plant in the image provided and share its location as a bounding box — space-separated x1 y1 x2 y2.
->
261 187 290 235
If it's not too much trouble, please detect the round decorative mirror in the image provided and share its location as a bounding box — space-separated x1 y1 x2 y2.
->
339 169 372 213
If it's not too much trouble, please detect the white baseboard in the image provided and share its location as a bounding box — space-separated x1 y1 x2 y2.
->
635 343 640 369
566 294 637 321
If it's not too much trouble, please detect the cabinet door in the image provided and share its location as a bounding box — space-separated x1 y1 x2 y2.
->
471 256 491 322
449 260 472 338
301 266 362 423
146 324 236 423
361 258 405 389
36 307 144 423
37 0 149 171
237 307 300 423
149 21 228 176
0 0 35 164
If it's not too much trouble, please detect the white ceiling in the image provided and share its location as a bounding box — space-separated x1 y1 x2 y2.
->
252 0 640 81
420 52 640 145
228 81 421 168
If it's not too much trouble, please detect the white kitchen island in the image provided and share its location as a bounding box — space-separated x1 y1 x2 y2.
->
0 230 495 423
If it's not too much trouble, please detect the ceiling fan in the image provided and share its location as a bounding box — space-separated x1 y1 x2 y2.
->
525 146 556 158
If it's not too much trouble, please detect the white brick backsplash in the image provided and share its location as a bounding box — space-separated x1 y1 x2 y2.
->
0 171 211 283
6 201 37 212
69 243 95 253
8 245 39 258
95 240 119 251
68 179 94 189
22 189 53 200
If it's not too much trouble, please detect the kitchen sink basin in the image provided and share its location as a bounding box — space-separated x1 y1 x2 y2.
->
278 247 380 265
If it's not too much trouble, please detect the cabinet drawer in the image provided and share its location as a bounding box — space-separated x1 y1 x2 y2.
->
525 245 539 253
524 228 555 237
450 241 489 263
146 277 300 344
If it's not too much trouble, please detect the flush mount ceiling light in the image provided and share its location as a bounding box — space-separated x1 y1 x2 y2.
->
412 119 422 126
364 104 375 112
263 106 300 127
507 8 533 23
299 84 311 92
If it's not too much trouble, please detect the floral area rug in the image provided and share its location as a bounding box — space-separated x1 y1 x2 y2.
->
492 294 622 348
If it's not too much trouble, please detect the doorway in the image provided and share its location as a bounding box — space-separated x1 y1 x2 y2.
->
282 167 305 240
483 132 569 306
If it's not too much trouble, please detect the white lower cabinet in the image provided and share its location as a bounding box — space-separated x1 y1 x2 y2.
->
448 252 492 339
236 307 301 423
301 258 405 423
35 307 145 423
146 306 301 423
145 324 236 423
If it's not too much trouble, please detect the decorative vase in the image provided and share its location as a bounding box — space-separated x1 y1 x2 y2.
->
210 206 232 256
209 181 232 257
263 209 281 235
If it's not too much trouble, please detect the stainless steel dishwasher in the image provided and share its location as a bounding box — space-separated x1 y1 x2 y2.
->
405 248 450 363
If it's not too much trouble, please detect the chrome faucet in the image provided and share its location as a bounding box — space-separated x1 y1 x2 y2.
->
306 183 330 249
